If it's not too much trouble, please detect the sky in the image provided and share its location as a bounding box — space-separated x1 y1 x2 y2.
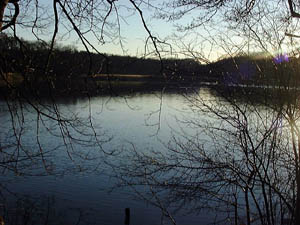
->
4 0 232 61
5 0 296 61
12 0 177 57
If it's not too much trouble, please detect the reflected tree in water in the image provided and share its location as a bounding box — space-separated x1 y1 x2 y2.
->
0 191 91 225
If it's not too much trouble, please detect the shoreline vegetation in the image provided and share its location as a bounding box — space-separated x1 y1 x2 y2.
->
1 72 299 100
1 34 300 97
0 72 213 97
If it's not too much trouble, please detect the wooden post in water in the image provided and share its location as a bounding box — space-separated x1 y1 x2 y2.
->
124 208 130 225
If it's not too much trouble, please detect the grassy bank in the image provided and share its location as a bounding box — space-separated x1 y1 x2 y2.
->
0 73 24 88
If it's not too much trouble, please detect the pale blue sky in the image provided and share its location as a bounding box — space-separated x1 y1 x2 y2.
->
6 0 241 61
7 0 293 61
13 0 177 57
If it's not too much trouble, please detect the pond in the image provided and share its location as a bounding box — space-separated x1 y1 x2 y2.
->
0 86 293 225
0 87 221 225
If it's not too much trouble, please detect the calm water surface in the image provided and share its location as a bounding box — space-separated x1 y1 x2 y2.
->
0 88 222 225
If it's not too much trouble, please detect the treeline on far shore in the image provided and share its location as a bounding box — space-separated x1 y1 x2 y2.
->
0 34 204 80
1 33 300 96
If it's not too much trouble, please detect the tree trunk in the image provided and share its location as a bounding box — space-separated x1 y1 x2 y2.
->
295 137 300 225
0 0 9 31
295 162 300 225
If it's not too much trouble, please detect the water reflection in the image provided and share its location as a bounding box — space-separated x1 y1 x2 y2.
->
0 88 208 225
109 86 297 225
0 86 297 224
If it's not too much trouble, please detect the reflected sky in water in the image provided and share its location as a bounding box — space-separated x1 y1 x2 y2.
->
0 88 219 225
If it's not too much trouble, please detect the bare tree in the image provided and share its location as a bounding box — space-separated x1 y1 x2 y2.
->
0 0 19 32
2 0 300 224
103 2 300 225
0 0 166 176
113 79 300 225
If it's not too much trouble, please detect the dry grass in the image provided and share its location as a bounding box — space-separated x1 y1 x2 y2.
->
0 73 23 87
